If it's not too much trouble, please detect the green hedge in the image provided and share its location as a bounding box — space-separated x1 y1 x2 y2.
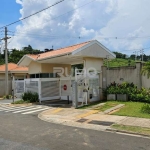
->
22 91 39 103
104 82 150 103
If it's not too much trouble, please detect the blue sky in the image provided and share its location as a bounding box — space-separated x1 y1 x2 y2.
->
0 0 150 56
0 0 21 30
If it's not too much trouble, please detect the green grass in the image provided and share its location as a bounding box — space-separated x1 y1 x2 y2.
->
11 100 30 104
94 101 119 111
112 124 150 136
78 100 150 119
112 101 150 119
103 58 136 67
83 101 150 119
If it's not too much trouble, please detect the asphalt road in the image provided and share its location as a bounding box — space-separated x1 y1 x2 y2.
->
0 111 149 150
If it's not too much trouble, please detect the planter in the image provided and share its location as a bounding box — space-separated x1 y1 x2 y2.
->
117 94 128 101
107 94 116 100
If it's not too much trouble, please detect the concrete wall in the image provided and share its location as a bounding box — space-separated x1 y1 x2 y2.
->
142 75 150 89
102 62 150 89
0 80 12 97
0 74 12 80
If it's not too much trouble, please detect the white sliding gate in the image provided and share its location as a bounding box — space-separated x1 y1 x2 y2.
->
13 80 24 98
24 78 73 102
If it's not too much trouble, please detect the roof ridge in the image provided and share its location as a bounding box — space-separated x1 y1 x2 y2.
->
51 40 92 52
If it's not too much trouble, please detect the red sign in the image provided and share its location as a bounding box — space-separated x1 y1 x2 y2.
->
63 85 67 90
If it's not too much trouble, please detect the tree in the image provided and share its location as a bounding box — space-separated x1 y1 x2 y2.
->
113 52 126 59
141 61 150 78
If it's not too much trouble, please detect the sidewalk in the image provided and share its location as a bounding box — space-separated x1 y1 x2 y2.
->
38 107 150 133
0 98 20 104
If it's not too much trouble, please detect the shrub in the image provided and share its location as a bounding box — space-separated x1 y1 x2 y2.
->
141 104 150 114
22 91 39 103
3 95 12 99
104 82 150 103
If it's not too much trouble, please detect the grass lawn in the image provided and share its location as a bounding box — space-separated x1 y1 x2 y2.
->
78 101 150 119
112 124 150 136
111 101 150 119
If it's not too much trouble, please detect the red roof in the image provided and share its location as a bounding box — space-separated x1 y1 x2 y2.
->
27 41 91 60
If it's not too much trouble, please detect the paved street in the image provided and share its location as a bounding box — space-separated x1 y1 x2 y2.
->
0 104 50 115
0 110 150 150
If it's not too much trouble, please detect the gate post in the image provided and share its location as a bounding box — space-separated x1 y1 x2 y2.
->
72 82 78 108
38 79 41 104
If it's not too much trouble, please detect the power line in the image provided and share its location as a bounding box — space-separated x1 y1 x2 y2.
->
8 30 150 40
4 0 96 33
0 0 65 29
119 46 150 52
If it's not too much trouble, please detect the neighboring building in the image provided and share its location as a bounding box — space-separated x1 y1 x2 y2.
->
0 63 28 96
18 40 115 103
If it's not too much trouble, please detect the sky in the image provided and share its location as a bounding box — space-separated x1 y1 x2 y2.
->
0 0 150 56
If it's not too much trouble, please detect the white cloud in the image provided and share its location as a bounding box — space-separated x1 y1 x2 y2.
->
16 0 22 5
9 0 150 55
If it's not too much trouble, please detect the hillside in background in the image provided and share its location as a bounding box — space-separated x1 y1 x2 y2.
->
103 58 136 68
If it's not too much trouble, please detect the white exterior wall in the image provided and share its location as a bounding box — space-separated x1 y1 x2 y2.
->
84 57 103 100
28 61 42 74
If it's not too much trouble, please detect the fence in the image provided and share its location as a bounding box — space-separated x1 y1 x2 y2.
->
0 80 12 97
13 80 24 98
24 78 73 102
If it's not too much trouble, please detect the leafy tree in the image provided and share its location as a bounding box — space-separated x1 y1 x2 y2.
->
113 51 126 59
0 45 42 64
141 61 150 78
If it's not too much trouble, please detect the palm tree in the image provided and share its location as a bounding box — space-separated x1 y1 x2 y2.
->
141 61 150 78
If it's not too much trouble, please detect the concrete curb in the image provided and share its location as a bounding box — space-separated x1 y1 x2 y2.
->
9 103 38 106
38 113 109 131
106 127 150 138
104 104 125 114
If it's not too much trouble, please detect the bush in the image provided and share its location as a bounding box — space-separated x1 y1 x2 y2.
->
104 82 150 103
3 95 12 99
22 92 39 103
141 104 150 114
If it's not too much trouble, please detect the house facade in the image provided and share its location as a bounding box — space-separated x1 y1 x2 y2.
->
18 40 115 103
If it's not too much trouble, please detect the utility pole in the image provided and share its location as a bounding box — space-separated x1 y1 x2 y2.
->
5 27 8 95
1 27 11 95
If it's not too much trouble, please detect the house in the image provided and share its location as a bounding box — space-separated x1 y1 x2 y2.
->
0 63 28 96
18 40 115 103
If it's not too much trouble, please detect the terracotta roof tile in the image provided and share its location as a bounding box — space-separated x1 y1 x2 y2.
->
10 66 28 72
0 63 17 71
0 63 28 72
26 41 91 60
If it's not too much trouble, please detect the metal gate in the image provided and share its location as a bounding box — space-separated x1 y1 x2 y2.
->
13 80 24 98
75 69 100 104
